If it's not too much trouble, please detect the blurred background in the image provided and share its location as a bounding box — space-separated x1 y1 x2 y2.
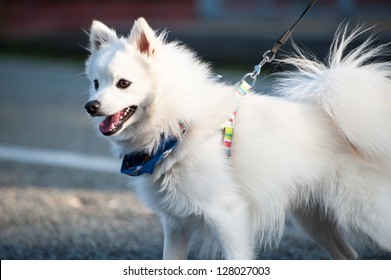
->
1 0 391 62
0 0 391 259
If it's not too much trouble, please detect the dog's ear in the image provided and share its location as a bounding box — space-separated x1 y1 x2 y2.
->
89 20 118 53
129 17 157 56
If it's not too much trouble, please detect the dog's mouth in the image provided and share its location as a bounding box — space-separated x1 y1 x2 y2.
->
99 106 137 136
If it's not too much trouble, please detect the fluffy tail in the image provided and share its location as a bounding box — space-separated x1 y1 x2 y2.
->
275 24 391 162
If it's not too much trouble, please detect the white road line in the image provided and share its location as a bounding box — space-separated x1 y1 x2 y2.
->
0 144 119 173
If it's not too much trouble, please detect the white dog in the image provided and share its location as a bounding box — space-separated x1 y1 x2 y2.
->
84 18 391 259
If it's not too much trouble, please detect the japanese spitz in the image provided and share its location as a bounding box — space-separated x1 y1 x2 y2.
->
84 18 391 259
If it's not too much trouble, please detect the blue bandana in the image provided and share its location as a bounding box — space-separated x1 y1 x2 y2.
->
120 124 188 176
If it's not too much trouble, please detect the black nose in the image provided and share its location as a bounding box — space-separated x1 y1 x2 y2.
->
84 100 101 116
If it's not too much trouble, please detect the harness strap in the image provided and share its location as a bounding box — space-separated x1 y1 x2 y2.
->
222 112 237 156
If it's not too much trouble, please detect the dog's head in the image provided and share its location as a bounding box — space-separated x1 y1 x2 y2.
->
84 18 162 138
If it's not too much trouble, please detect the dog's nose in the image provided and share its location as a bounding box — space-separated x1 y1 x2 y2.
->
84 100 101 116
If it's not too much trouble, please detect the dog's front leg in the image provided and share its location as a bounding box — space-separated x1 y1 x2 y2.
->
206 200 254 260
161 215 194 260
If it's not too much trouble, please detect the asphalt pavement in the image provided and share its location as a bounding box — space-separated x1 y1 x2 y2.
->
0 55 389 260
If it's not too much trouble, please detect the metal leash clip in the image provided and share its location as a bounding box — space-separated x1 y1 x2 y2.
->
237 0 317 95
240 50 275 90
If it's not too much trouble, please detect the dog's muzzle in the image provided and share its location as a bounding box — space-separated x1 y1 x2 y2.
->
84 100 138 136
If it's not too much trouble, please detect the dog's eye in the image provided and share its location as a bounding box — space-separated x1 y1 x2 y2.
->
117 79 131 89
93 80 99 91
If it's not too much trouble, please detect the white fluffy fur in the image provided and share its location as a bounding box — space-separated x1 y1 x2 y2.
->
85 18 391 259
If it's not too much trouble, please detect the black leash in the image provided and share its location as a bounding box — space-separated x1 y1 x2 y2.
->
239 0 317 91
271 0 318 55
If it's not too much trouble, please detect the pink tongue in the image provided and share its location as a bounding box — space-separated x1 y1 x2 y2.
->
99 112 121 134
